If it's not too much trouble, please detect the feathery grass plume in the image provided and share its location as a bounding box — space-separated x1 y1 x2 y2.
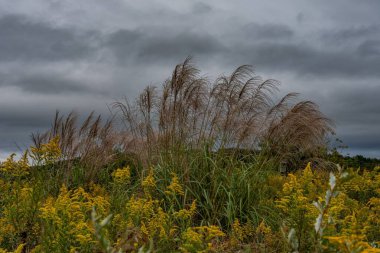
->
31 111 120 182
113 57 333 171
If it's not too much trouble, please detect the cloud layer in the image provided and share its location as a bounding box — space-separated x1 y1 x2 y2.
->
0 0 379 158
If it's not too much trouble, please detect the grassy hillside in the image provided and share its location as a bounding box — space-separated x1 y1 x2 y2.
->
1 140 379 252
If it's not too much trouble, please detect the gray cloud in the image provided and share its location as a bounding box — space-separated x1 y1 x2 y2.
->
232 41 380 78
191 2 212 14
357 40 380 56
105 23 380 79
341 133 380 151
2 75 106 95
0 15 96 62
321 25 380 44
106 28 225 64
301 84 380 155
242 23 294 40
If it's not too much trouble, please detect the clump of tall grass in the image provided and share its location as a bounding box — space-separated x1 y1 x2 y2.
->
113 57 333 172
106 58 335 237
31 111 123 183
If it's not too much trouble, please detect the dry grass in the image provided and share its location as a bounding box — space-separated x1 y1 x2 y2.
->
31 111 120 178
113 57 333 170
30 58 333 172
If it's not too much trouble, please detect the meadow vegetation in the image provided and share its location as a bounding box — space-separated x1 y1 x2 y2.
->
1 59 379 252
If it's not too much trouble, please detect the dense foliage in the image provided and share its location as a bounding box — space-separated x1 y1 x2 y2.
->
0 138 379 252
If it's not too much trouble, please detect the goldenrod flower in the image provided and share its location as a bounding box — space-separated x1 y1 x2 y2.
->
174 200 196 220
38 184 109 251
0 152 29 177
30 136 61 164
112 166 131 184
165 173 184 196
142 169 156 194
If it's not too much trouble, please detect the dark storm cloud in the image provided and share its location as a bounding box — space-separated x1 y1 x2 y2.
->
321 25 380 44
105 29 144 62
357 40 380 56
233 40 380 78
106 28 225 64
2 75 106 95
0 102 58 153
0 107 52 128
242 23 294 40
328 86 380 123
0 15 96 62
105 23 294 65
191 2 212 14
340 133 380 151
105 23 380 78
16 76 91 94
137 32 225 62
308 85 380 153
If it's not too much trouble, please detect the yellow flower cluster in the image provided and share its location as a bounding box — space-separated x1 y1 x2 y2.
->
0 152 29 177
0 184 38 245
112 166 131 184
120 169 226 251
126 195 159 224
278 163 380 252
142 169 156 194
180 225 225 252
38 185 110 251
321 167 380 249
326 235 380 253
174 200 197 220
231 219 245 243
124 193 170 241
230 218 276 250
165 173 184 196
30 136 61 164
276 163 320 228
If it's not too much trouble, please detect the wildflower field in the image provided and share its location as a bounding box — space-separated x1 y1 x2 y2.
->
1 60 379 252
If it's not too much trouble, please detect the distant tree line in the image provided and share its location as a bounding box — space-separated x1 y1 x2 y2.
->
328 149 380 170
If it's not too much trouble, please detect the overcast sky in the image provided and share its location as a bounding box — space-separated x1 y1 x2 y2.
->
1 0 380 160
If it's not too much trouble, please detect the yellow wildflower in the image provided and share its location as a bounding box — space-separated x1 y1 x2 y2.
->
112 166 131 184
30 136 61 164
165 173 184 196
195 225 226 240
232 219 245 242
126 195 157 223
76 233 93 245
0 152 29 177
256 220 271 235
174 200 197 220
182 227 203 245
180 225 225 252
140 222 149 236
142 169 156 194
326 235 380 252
125 195 169 239
38 185 109 251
